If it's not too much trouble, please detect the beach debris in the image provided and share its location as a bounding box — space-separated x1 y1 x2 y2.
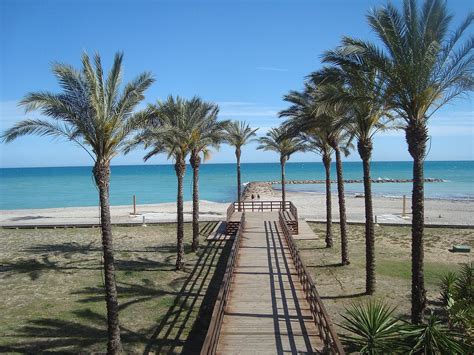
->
452 245 471 253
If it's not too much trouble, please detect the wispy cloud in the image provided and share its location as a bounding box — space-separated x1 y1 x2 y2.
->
378 111 473 137
256 66 288 72
218 101 282 118
0 100 28 128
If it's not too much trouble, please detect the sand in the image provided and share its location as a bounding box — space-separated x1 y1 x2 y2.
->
0 190 472 227
259 190 474 226
0 200 228 227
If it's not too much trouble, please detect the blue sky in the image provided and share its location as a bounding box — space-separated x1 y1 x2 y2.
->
0 0 472 168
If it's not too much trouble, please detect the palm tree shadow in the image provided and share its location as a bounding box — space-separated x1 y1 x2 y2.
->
143 222 233 354
321 292 366 300
0 309 147 353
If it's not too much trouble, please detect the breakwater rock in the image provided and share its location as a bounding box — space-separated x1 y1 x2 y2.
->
241 178 444 200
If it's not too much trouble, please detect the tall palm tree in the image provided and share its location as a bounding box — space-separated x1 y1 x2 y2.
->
348 0 473 322
303 129 335 248
305 77 354 264
128 96 196 270
257 126 306 206
187 101 228 251
225 121 258 210
1 52 154 354
280 88 336 248
311 55 394 293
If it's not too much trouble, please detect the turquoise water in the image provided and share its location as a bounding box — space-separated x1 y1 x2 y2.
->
0 161 473 210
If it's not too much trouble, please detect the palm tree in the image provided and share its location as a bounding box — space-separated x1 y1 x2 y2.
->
349 0 473 322
303 129 335 248
187 101 228 251
257 126 306 206
225 121 258 210
1 52 154 354
311 54 394 294
280 89 336 248
305 77 354 264
128 96 196 270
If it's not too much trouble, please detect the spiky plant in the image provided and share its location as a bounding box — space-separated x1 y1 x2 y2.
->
400 315 470 354
340 300 402 354
1 52 154 354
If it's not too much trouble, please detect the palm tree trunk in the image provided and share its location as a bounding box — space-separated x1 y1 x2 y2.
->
406 123 428 324
335 147 349 265
236 148 242 211
281 156 286 209
190 153 201 252
175 159 186 270
93 163 122 355
323 153 333 248
358 140 375 295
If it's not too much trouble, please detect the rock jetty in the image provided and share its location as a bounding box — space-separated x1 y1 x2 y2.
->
241 178 444 200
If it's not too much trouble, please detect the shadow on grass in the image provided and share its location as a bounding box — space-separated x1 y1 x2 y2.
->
307 263 344 268
0 309 147 353
321 292 366 300
0 254 174 281
143 222 232 354
0 221 231 353
0 256 66 280
73 281 183 311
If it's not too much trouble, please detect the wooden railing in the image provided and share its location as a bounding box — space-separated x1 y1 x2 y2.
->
201 212 246 355
289 201 298 221
233 200 293 212
226 202 235 222
278 211 345 354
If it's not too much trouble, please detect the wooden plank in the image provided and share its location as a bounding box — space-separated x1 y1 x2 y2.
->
215 211 323 354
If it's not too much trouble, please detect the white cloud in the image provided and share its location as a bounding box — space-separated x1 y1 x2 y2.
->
218 101 282 118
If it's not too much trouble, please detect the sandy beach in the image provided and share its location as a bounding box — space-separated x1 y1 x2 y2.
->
1 190 473 227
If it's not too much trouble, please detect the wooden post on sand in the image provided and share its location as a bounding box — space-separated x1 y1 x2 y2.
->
133 195 136 215
402 195 406 217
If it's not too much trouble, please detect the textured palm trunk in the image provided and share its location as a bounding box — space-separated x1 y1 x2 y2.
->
358 140 375 295
175 159 186 270
406 123 428 324
236 148 242 211
322 154 333 248
93 163 122 355
281 156 287 209
190 153 201 252
334 147 349 265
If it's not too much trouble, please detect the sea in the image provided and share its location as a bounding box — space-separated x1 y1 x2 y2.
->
0 161 473 210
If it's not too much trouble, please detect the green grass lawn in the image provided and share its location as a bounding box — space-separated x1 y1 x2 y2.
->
0 222 230 353
297 223 473 337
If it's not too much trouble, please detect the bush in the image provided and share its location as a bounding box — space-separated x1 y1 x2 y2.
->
340 300 471 354
440 263 473 334
339 300 402 354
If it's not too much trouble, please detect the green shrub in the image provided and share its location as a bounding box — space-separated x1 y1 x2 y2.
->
340 300 402 354
400 315 470 354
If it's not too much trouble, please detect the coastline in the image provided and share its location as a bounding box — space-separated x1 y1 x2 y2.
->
1 191 473 227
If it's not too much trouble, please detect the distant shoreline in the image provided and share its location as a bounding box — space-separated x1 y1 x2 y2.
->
1 160 473 170
2 161 472 210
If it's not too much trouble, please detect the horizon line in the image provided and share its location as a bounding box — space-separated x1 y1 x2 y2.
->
1 159 473 169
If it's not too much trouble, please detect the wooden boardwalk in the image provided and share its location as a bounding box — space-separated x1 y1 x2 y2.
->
216 212 322 354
